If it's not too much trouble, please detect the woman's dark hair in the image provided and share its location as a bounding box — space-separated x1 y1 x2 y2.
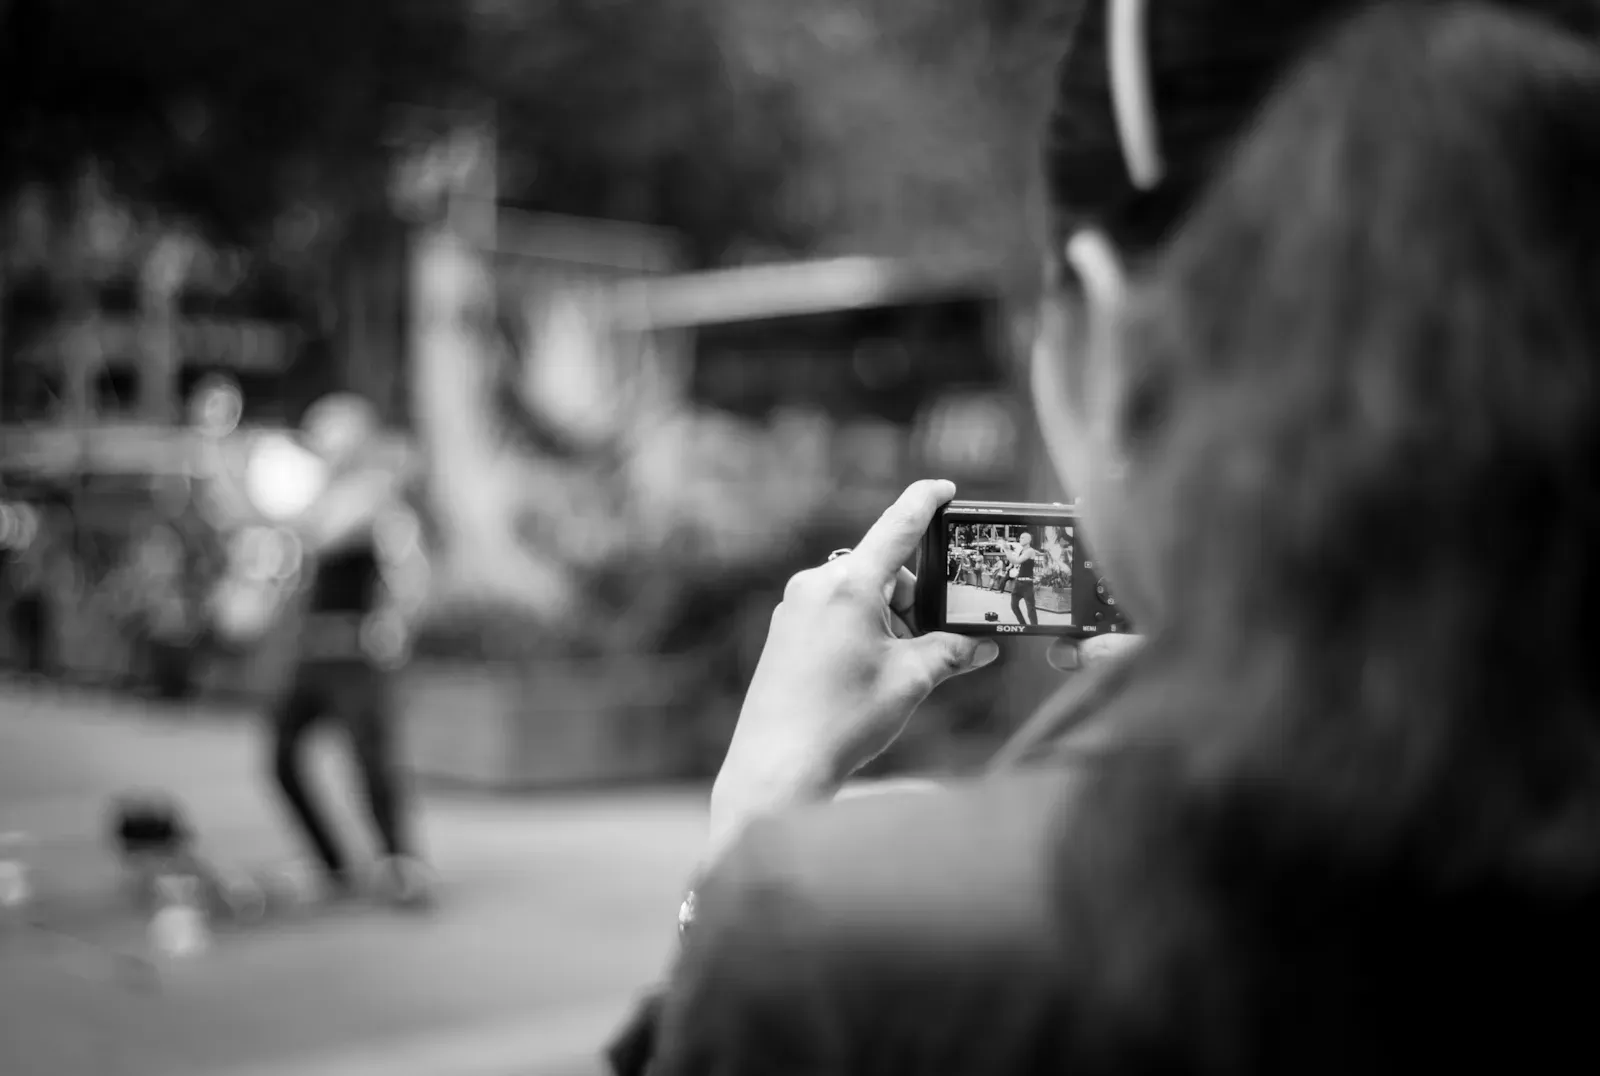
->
1046 0 1340 250
1044 0 1600 252
1056 0 1600 876
1029 10 1600 1072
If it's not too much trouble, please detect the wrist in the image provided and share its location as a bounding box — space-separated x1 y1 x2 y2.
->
707 741 840 862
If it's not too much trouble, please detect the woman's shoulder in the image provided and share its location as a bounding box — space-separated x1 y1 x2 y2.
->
700 769 1088 962
649 771 1096 1074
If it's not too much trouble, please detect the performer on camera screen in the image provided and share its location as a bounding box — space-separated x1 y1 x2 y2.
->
1006 531 1040 626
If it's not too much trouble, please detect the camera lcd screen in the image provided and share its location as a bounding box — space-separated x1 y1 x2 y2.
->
919 501 1130 638
944 520 1077 629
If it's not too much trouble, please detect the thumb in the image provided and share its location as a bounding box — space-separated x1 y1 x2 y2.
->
896 633 1000 697
1046 632 1145 674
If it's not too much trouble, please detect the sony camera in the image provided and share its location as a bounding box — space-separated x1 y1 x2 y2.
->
915 500 1131 638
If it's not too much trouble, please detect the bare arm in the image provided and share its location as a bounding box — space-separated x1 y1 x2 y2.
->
708 776 944 867
298 469 397 557
1005 547 1040 568
375 504 431 623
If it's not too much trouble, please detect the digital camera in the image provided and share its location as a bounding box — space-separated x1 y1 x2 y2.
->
915 500 1131 638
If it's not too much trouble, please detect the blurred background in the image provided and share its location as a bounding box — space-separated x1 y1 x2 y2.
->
0 1 1077 1073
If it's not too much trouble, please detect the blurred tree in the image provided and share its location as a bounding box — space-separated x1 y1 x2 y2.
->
0 0 1079 275
0 0 474 251
478 0 811 266
473 0 1081 269
713 0 1078 273
0 0 476 421
0 0 826 281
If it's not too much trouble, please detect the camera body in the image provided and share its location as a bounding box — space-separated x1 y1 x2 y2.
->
915 500 1130 638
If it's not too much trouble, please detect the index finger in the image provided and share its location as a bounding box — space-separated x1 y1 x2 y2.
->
850 480 956 583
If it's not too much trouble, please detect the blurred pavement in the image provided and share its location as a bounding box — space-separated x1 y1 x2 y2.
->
0 683 707 1076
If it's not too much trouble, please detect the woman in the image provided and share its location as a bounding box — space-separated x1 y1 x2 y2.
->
621 1 1600 1073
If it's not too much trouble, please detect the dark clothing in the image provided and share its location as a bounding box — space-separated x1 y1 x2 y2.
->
8 591 50 675
619 636 1600 1076
307 544 383 614
272 528 408 881
1011 579 1039 625
1005 552 1039 624
609 660 1137 1076
136 637 196 699
629 755 1600 1076
643 770 1082 1076
269 654 408 883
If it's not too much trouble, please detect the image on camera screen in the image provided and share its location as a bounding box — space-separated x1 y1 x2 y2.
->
943 520 1075 628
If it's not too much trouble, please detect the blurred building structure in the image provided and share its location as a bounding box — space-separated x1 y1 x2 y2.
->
391 117 1042 784
0 112 1041 778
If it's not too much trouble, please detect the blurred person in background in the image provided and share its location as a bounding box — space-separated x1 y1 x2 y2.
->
3 508 52 679
960 546 982 587
615 1 1600 1073
262 392 433 908
115 520 203 701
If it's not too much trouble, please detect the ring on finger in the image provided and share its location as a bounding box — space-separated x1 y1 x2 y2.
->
825 547 853 563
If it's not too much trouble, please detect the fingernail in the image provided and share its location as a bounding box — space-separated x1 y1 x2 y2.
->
972 639 1000 668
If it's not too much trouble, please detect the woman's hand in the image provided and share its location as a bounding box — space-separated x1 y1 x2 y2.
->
708 480 1000 859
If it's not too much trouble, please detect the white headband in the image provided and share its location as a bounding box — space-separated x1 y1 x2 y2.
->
1108 0 1165 191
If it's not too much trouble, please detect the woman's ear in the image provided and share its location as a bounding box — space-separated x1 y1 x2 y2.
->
1064 229 1134 474
1065 229 1129 318
1031 227 1135 506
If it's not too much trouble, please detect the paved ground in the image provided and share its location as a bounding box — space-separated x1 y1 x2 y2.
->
945 582 1074 628
0 682 708 1076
